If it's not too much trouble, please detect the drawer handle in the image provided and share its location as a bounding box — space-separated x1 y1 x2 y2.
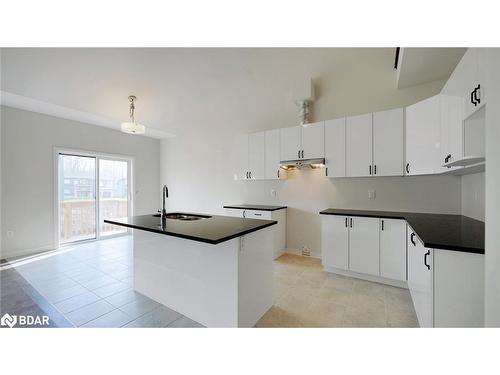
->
345 217 348 227
424 250 430 270
350 218 353 228
406 163 410 174
254 213 262 216
474 84 481 105
243 210 246 218
381 220 384 231
410 232 416 246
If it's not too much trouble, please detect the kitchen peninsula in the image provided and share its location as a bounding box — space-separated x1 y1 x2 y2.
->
105 212 277 327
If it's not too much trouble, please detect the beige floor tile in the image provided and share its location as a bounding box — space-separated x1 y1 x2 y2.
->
321 273 355 292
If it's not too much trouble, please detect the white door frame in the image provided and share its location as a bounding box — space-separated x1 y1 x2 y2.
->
53 147 135 248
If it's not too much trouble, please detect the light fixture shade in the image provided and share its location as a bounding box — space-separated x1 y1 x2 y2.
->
121 122 146 134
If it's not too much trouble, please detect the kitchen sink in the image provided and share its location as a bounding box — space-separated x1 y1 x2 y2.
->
152 212 211 221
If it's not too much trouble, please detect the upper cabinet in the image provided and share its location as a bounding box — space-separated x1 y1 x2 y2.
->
301 121 325 159
280 121 324 161
405 95 442 175
325 118 346 177
346 113 372 177
234 134 249 180
373 108 404 176
280 126 301 161
265 129 285 180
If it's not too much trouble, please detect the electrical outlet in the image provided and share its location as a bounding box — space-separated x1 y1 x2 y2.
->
368 190 376 199
301 246 310 257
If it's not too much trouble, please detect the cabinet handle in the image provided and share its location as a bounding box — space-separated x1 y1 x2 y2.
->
424 250 430 270
350 218 353 228
381 220 384 231
277 169 280 178
326 167 328 177
345 217 348 227
445 154 451 164
406 163 410 174
410 232 416 246
243 210 246 218
471 90 476 106
246 171 248 179
298 150 300 159
374 165 377 175
249 171 252 179
369 165 372 175
474 84 481 105
254 213 262 216
301 150 304 158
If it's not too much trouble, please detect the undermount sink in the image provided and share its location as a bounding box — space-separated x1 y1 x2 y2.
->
152 212 211 221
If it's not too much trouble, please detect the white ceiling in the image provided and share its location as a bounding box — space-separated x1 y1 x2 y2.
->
1 48 455 138
397 47 466 88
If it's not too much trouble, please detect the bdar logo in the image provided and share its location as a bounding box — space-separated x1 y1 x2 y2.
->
1 313 17 328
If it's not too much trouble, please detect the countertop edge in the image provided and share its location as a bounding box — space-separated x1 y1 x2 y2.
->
104 219 278 245
223 205 287 211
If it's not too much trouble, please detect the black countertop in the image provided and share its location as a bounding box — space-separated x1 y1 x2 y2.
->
223 204 287 211
320 209 484 254
105 213 277 245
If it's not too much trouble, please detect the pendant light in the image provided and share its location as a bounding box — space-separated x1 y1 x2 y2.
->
121 95 146 134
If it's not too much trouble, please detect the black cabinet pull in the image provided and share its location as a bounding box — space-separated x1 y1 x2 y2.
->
471 90 476 105
277 169 280 178
381 220 384 231
445 154 451 163
326 167 328 177
374 165 377 175
249 171 252 179
406 163 410 174
298 150 300 159
345 217 348 227
254 213 262 216
350 218 353 228
369 165 372 175
474 84 481 105
410 232 416 246
246 171 248 179
243 210 246 218
301 150 304 158
424 250 430 270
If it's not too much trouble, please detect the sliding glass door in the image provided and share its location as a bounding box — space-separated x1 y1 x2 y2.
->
58 152 132 245
59 154 97 244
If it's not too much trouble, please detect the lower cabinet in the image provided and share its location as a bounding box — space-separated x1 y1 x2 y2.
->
407 225 484 328
407 225 434 327
225 208 287 259
321 215 406 281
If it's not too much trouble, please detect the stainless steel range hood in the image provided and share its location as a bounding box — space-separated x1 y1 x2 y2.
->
280 157 325 170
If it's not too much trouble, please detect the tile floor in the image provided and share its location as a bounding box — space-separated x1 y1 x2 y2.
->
257 253 418 327
1 236 418 328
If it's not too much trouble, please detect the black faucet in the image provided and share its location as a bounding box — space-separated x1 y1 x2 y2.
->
161 185 169 220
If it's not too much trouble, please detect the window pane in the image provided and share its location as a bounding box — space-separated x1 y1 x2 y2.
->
59 155 96 243
99 159 128 236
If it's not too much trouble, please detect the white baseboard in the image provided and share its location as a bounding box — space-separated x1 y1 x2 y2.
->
0 244 56 261
324 266 408 289
284 248 321 259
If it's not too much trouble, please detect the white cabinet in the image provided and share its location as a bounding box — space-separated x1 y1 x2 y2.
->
280 126 301 161
301 121 325 159
407 226 433 327
321 215 349 270
264 129 284 180
324 118 346 177
373 108 404 176
405 95 442 175
348 216 380 276
225 207 287 259
248 132 265 180
380 219 407 281
439 94 464 169
346 113 373 177
280 122 324 161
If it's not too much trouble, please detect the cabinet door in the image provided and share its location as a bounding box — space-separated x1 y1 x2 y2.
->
439 94 464 170
405 95 441 175
301 121 325 159
248 132 265 180
321 215 349 270
324 118 346 177
407 226 433 327
373 108 404 176
265 129 283 180
280 126 301 161
348 216 380 276
380 219 407 281
460 49 481 118
233 134 249 180
346 113 373 177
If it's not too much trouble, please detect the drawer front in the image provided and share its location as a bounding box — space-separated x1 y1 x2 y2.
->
244 210 272 220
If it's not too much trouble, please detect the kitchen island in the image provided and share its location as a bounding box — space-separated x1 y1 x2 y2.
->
105 213 277 327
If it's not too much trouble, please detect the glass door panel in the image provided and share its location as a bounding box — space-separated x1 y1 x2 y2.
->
59 154 97 244
99 159 129 237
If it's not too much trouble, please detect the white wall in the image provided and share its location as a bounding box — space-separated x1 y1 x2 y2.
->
484 49 500 326
161 71 462 258
461 172 485 221
1 106 160 258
